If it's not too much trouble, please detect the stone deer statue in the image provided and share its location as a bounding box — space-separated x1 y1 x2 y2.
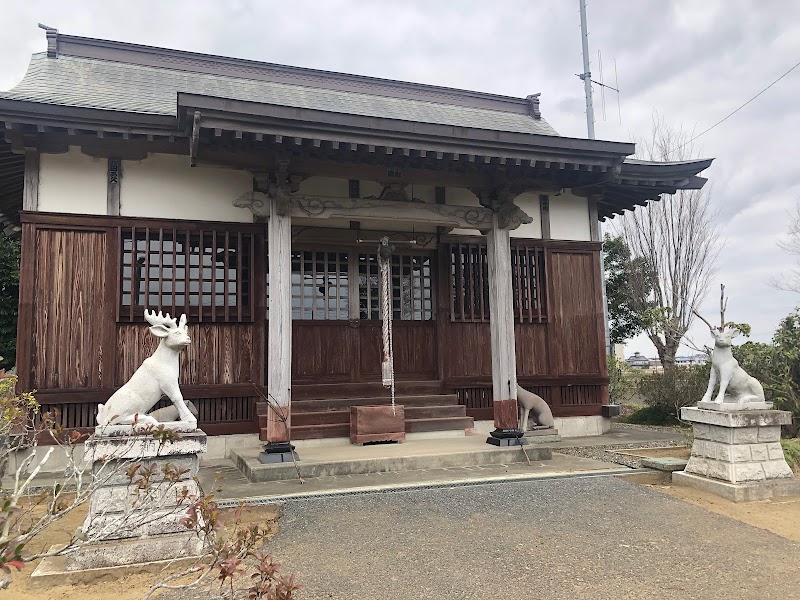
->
97 310 197 427
694 289 765 406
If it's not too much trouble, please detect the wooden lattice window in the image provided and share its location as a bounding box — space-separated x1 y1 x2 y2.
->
450 242 489 322
291 250 350 320
450 241 546 323
511 242 546 323
358 253 434 321
120 227 254 322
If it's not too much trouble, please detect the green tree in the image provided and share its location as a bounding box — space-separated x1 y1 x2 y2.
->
0 233 19 370
603 234 651 345
734 310 800 435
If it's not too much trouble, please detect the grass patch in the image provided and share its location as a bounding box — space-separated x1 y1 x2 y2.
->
781 439 800 473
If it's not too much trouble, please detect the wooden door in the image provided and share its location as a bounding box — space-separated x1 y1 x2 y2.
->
290 247 437 384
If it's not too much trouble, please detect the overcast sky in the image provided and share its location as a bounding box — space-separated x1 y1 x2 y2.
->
2 0 799 357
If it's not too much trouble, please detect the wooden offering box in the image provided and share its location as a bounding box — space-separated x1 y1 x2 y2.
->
350 405 405 444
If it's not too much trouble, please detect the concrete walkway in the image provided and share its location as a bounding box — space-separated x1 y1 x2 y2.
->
202 452 633 505
204 428 683 504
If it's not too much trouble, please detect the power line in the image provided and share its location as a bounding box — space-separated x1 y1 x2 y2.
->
675 58 800 152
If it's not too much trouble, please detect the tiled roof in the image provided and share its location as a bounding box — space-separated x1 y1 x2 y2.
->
1 53 560 136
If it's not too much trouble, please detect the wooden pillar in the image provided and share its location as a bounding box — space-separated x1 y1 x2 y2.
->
486 214 519 430
266 195 292 442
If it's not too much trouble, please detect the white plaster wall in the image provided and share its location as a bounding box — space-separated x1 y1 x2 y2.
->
549 192 591 241
120 153 254 222
446 187 483 236
298 176 348 197
509 192 542 239
38 147 107 215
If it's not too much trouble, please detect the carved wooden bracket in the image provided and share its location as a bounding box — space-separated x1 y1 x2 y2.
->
470 186 534 230
233 191 510 229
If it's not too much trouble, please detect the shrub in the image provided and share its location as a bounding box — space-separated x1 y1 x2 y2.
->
634 364 710 424
781 439 800 473
607 356 638 405
625 405 676 426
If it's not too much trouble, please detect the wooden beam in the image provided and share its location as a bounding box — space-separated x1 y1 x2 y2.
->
190 111 201 167
22 151 39 211
588 197 600 241
539 194 551 240
234 191 501 230
107 158 121 216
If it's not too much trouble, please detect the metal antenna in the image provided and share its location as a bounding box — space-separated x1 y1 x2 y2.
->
577 2 622 136
578 0 595 139
598 50 606 121
615 58 622 125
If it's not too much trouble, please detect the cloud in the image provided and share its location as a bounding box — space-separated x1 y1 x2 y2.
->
1 0 798 357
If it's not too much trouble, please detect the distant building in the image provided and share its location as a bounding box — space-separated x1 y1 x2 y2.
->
675 354 709 366
626 352 651 369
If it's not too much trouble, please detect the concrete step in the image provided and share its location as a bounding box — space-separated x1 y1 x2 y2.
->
405 417 474 433
232 440 552 483
293 380 444 400
293 394 459 412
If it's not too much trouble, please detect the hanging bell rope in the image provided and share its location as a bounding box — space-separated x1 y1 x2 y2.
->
377 237 396 415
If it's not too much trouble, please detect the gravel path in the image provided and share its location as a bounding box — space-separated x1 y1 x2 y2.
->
264 476 800 600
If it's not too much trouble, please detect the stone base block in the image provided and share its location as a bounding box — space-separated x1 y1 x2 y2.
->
697 401 773 411
641 457 688 472
82 430 206 543
30 543 201 588
259 450 301 463
522 428 561 443
85 506 192 539
64 533 203 570
673 470 800 502
486 436 528 447
86 430 208 461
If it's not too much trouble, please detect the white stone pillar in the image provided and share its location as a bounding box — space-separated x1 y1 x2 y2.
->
486 213 519 430
266 195 292 442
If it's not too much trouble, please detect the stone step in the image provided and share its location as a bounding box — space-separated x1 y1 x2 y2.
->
293 394 459 412
405 417 474 433
285 412 474 441
292 404 467 426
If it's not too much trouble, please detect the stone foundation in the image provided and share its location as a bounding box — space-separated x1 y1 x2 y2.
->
65 430 207 570
675 407 798 502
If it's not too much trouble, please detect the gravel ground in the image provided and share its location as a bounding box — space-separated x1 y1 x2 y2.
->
256 476 800 600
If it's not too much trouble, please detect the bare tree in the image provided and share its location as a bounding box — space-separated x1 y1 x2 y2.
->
773 203 800 292
616 114 721 370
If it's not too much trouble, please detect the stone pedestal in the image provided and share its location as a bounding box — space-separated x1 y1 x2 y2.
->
66 430 207 570
673 407 800 502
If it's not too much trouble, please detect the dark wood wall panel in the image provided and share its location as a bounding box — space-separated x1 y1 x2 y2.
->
31 229 110 389
358 323 437 380
515 323 549 376
549 251 603 376
443 323 492 378
116 323 257 386
292 322 357 383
